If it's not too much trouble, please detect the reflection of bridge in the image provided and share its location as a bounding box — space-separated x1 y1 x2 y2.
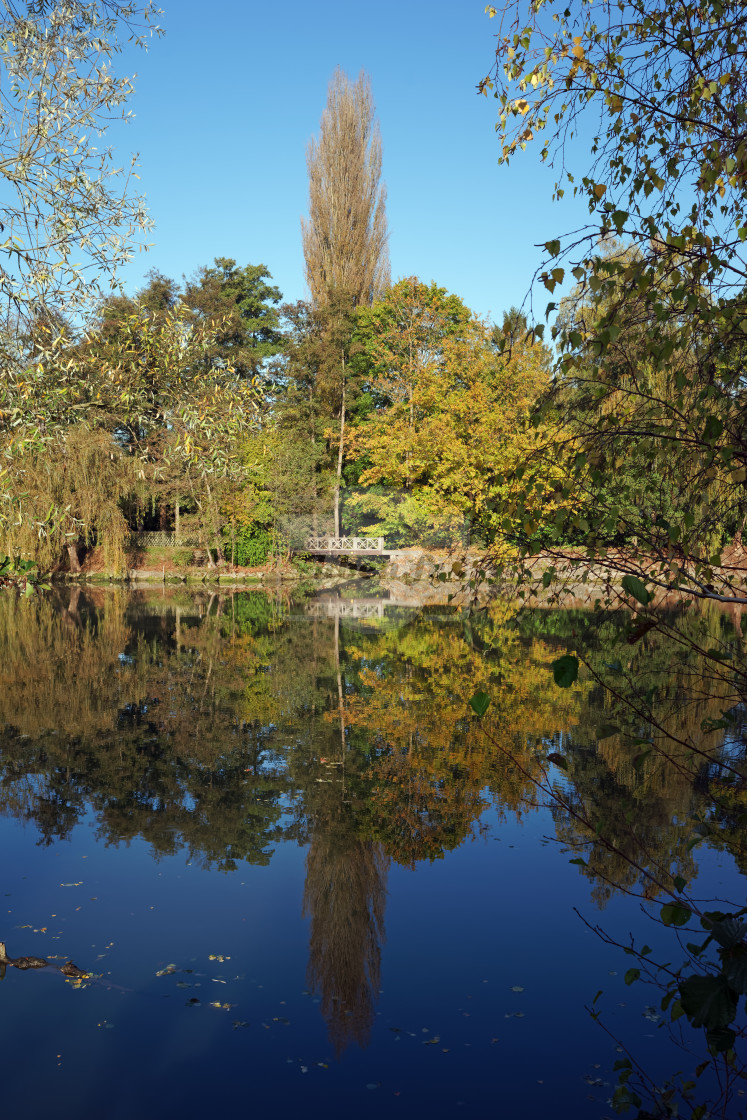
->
302 595 425 633
305 597 387 620
304 536 391 556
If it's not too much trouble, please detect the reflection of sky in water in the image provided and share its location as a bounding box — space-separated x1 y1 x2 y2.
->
0 589 743 1119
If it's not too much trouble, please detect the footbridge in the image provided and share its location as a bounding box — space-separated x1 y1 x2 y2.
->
303 536 392 557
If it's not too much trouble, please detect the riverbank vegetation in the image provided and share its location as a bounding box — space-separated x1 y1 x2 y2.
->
3 2 747 1115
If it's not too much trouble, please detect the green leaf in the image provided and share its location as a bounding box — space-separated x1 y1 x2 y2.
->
569 856 587 866
702 415 724 442
709 918 747 949
706 1026 736 1053
673 875 687 892
661 902 692 927
469 692 491 718
621 574 652 605
624 968 640 985
723 955 747 995
552 654 578 687
546 751 568 770
596 723 620 740
679 974 737 1029
687 941 709 957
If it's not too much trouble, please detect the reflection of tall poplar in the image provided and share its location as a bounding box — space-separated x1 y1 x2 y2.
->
303 833 388 1055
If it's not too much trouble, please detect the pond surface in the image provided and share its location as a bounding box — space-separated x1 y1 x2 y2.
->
0 585 744 1119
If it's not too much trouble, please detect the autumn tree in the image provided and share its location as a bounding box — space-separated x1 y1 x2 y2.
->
480 0 747 602
302 68 389 309
480 4 747 1095
301 69 390 535
276 293 361 537
349 278 562 547
0 1 162 372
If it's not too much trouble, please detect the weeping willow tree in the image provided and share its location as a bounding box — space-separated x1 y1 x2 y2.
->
2 427 137 573
1 299 262 570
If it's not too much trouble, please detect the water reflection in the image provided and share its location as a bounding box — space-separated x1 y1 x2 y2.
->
0 585 744 1052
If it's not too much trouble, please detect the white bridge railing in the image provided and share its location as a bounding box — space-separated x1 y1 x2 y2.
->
305 598 386 619
305 536 385 552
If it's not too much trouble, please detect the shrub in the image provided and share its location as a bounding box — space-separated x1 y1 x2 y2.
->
224 525 273 567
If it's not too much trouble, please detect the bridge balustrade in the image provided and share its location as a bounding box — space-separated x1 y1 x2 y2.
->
305 536 385 553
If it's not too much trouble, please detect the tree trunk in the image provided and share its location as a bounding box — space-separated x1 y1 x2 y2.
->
334 365 346 537
175 498 180 541
335 614 346 756
310 385 319 535
67 543 81 573
204 478 222 568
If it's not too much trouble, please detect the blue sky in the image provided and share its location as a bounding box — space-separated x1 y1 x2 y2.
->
112 0 592 324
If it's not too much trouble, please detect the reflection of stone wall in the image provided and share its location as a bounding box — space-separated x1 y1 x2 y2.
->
382 549 498 605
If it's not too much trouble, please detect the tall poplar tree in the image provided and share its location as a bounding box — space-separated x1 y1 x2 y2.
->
302 69 390 536
302 68 389 308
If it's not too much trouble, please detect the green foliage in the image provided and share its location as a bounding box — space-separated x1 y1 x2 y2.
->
0 1 162 363
0 556 49 595
621 575 652 606
481 0 747 594
182 257 285 379
349 277 558 547
551 654 578 688
469 691 491 717
226 525 273 567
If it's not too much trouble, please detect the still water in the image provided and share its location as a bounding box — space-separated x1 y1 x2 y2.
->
0 585 744 1119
